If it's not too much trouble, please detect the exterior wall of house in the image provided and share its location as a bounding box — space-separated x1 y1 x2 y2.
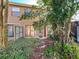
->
7 2 48 40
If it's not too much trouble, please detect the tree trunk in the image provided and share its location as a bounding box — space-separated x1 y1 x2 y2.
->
0 0 4 47
0 0 8 48
64 19 71 43
66 19 71 43
67 22 71 43
2 0 8 48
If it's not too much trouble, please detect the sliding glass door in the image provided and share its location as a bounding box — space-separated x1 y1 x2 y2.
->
15 26 23 39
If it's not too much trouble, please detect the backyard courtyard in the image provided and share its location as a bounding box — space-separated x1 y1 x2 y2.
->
1 0 79 59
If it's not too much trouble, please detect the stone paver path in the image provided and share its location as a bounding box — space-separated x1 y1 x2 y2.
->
29 38 53 59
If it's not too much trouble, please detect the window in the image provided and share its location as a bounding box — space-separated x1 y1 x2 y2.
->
11 6 20 16
8 25 14 37
71 22 77 37
24 8 31 16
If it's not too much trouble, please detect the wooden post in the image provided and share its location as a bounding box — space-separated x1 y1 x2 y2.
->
14 25 16 41
44 26 47 37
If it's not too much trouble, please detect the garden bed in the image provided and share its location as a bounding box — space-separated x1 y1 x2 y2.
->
0 37 40 59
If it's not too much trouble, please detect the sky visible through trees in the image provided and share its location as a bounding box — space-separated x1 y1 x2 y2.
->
9 0 37 5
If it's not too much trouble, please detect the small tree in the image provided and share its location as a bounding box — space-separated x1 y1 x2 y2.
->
36 0 79 58
35 0 79 43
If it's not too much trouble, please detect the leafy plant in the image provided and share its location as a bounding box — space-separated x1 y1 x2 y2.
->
0 38 39 59
43 39 79 59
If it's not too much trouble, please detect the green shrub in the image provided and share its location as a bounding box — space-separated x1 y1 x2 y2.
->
43 41 79 59
0 47 26 59
71 43 79 59
0 37 39 59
